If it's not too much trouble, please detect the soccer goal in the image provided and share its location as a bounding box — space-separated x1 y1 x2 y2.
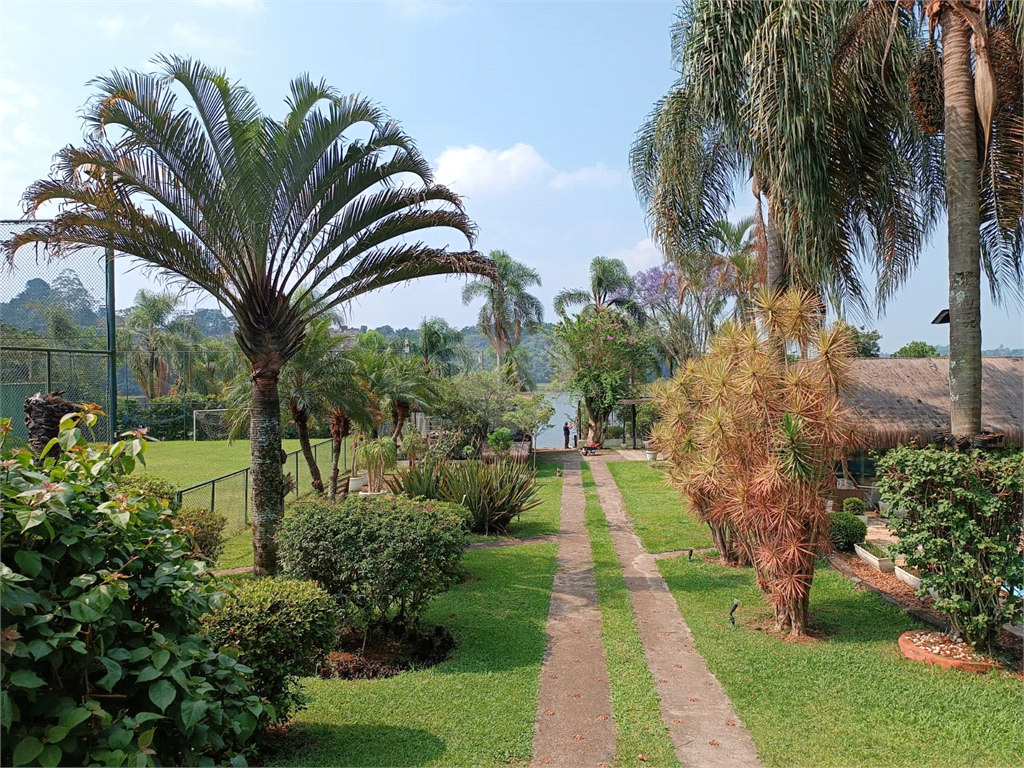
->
192 408 231 441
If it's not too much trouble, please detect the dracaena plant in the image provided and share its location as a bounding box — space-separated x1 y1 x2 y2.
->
1 56 494 574
651 289 858 636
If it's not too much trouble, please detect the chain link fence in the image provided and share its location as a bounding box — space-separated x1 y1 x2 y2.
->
1 221 115 442
177 440 342 535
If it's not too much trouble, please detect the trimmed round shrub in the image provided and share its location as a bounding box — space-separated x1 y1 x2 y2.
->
278 496 467 632
175 506 228 565
829 512 867 551
1 414 266 768
115 472 180 511
204 578 339 722
487 427 513 453
842 496 867 516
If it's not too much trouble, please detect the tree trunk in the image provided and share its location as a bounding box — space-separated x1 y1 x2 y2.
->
391 402 409 441
329 411 351 501
764 198 787 292
23 392 83 458
250 370 285 576
941 7 983 438
292 405 324 494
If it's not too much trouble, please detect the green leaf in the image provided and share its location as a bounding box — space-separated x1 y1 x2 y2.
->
37 745 61 768
16 507 46 532
133 712 163 724
152 649 170 670
97 657 123 690
68 599 102 623
57 706 91 730
14 550 42 578
44 725 68 743
230 754 248 767
12 736 44 766
1 690 17 730
137 728 155 750
148 679 176 712
179 698 207 729
136 665 161 683
235 711 257 741
9 669 45 689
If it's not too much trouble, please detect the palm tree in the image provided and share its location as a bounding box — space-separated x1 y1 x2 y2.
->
711 217 761 321
2 57 493 575
462 250 544 367
554 256 645 323
414 317 471 376
120 290 201 399
633 1 1021 439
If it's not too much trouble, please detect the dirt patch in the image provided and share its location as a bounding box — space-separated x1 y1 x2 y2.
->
318 625 456 680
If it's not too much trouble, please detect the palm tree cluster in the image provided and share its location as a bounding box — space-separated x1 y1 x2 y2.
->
2 56 495 574
651 290 858 636
633 0 1022 439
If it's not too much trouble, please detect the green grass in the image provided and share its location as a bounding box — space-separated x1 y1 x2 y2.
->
605 462 712 553
268 542 558 767
581 464 679 768
143 439 308 488
657 556 1023 767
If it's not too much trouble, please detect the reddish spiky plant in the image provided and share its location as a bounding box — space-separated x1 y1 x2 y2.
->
652 289 858 635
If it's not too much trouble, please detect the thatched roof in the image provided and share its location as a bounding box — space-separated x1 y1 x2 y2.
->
844 357 1023 449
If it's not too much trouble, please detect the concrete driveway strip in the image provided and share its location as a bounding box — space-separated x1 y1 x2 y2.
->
530 458 616 768
589 457 762 768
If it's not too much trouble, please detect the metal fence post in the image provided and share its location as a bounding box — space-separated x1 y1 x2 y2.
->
45 350 52 393
294 452 300 497
244 469 249 525
210 481 216 514
105 245 117 442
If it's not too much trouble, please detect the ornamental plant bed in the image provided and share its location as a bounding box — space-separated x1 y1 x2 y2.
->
898 630 1000 673
318 625 456 680
894 565 923 590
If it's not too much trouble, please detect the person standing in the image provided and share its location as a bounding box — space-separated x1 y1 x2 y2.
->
563 421 571 449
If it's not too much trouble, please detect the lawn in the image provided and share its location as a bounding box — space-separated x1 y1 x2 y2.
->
143 439 314 488
658 555 1024 767
581 464 679 768
605 461 713 552
268 542 559 767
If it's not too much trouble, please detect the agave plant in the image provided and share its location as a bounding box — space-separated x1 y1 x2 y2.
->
651 289 858 636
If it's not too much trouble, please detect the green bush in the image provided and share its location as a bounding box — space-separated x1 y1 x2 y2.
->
828 512 867 551
388 459 543 535
0 414 267 768
278 495 467 632
842 497 867 516
487 427 513 454
204 578 339 722
175 506 228 565
877 446 1023 652
114 472 180 511
605 424 625 440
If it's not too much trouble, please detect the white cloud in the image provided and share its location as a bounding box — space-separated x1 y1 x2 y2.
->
172 23 238 52
0 79 39 121
97 16 126 38
552 163 620 191
386 0 461 20
433 142 621 196
190 0 264 10
610 237 663 271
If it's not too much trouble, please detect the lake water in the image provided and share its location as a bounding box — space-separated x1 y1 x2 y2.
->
535 389 581 448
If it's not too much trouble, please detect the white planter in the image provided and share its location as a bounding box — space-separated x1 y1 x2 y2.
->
348 473 367 492
854 543 894 574
645 450 658 462
603 438 622 448
894 566 922 590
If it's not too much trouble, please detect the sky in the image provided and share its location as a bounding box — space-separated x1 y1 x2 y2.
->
1 0 1020 354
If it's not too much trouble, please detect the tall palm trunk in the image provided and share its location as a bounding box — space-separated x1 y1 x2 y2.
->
329 411 351 501
292 404 324 494
942 8 983 438
251 371 285 576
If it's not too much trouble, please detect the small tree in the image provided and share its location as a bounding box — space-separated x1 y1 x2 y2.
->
652 290 858 636
553 310 656 444
508 393 555 466
892 340 941 358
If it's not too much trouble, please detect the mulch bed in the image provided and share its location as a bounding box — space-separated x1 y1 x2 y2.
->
317 625 456 681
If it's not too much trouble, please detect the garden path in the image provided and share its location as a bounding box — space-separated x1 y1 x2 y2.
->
530 457 616 768
589 456 762 768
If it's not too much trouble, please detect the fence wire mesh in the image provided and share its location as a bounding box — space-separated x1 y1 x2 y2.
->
1 221 114 442
177 440 341 535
